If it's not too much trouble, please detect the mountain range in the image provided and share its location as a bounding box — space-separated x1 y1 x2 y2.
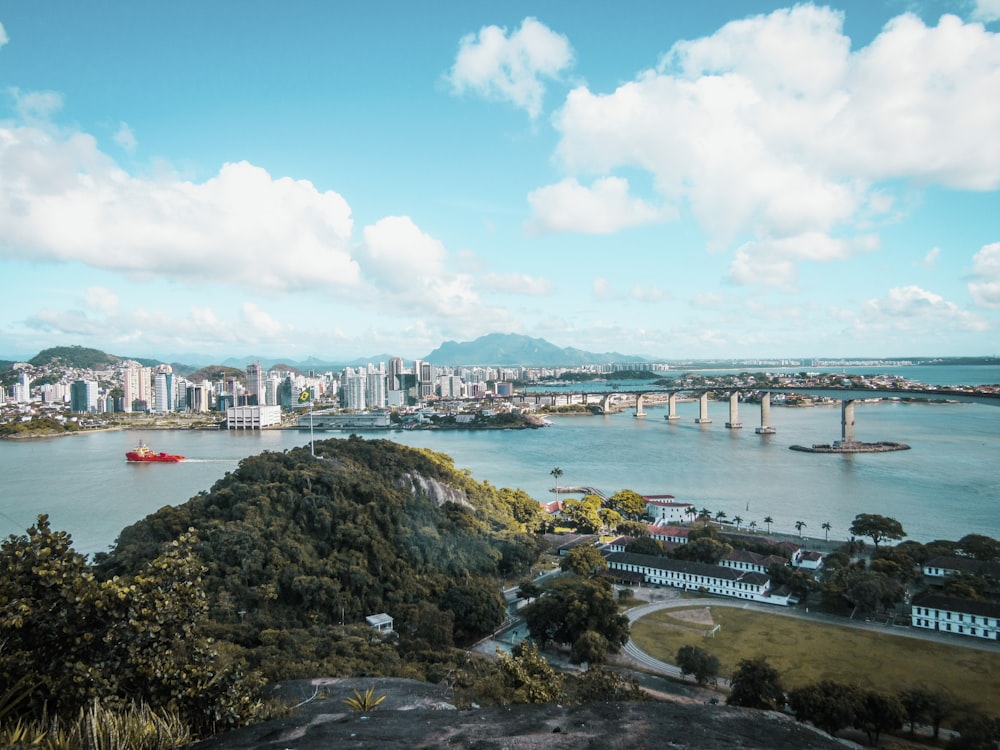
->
8 334 649 374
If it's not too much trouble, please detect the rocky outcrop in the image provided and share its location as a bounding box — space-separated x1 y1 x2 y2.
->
189 678 859 750
398 472 474 509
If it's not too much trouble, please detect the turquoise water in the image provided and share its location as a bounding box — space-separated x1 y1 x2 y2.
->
1 377 998 557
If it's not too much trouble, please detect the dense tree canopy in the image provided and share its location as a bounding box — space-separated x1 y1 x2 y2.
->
727 657 785 710
94 437 547 679
0 516 263 735
521 576 629 656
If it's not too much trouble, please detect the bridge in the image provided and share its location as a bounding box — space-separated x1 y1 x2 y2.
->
512 385 999 441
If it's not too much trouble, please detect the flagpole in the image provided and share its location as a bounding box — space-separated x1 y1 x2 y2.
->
310 396 314 457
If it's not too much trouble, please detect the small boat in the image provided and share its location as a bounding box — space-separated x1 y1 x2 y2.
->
126 441 185 463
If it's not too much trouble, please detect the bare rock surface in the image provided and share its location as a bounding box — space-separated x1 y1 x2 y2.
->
188 677 859 750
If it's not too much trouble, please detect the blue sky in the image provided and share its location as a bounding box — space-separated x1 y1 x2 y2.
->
1 1 999 363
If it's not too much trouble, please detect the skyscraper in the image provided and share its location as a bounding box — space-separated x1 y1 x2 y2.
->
246 362 263 406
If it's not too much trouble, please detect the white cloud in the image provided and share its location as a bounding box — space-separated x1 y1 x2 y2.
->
0 22 8 48
448 17 573 119
25 297 297 351
727 233 863 289
973 0 1000 22
922 246 941 266
13 90 64 122
630 284 668 302
480 272 552 295
861 285 988 331
527 177 666 234
0 124 360 291
550 6 1000 275
113 122 137 153
968 242 1000 308
240 302 291 338
84 286 119 317
592 276 615 300
360 215 480 316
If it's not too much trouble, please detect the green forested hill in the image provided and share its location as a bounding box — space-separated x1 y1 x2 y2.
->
29 345 122 368
97 436 547 679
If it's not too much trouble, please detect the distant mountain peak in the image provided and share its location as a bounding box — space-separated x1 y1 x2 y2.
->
424 333 645 367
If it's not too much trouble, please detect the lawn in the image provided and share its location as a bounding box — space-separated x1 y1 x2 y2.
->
630 605 1000 715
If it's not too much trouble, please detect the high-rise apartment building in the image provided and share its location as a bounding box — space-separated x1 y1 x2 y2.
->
70 380 100 413
123 365 152 412
388 357 404 391
153 372 174 412
246 362 263 406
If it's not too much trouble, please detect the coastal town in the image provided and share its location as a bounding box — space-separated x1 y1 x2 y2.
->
2 346 998 436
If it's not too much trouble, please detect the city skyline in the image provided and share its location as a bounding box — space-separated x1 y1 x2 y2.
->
1 1 1000 362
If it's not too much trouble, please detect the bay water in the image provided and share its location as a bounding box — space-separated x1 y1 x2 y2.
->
1 368 998 558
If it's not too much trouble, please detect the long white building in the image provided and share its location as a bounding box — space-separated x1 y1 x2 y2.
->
605 551 792 606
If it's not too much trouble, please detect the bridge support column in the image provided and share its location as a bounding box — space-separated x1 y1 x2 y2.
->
725 392 742 429
695 392 712 424
665 393 680 420
755 392 776 434
634 393 645 419
837 400 856 447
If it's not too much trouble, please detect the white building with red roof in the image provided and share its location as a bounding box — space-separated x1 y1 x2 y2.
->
643 495 695 524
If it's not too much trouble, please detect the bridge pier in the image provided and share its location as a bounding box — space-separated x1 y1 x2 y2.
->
695 392 712 424
755 392 776 434
634 393 645 418
836 400 856 447
725 392 742 429
665 393 680 420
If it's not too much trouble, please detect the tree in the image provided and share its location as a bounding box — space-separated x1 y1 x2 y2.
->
748 520 758 533
516 579 541 601
854 689 906 745
849 514 906 550
676 645 720 686
617 520 650 538
625 536 665 556
795 520 807 538
957 534 1000 562
562 496 602 534
822 521 832 541
606 489 647 520
560 544 608 577
571 629 611 666
732 515 744 531
788 681 862 736
0 517 264 734
727 657 785 710
671 537 732 565
598 507 623 532
441 580 505 644
521 576 629 652
715 510 728 523
685 506 698 523
764 516 774 534
841 569 905 615
482 640 564 705
550 467 563 495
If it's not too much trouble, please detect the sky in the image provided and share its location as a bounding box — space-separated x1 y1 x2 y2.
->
1 1 999 364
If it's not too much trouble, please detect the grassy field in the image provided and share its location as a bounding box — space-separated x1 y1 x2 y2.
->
630 606 1000 715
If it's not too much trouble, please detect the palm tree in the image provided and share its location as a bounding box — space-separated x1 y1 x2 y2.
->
821 521 832 541
763 516 774 534
685 506 698 524
550 467 563 495
732 515 743 531
698 507 712 521
748 520 758 533
715 510 728 524
795 520 807 538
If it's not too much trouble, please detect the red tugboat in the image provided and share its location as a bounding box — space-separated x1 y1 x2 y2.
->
126 441 185 463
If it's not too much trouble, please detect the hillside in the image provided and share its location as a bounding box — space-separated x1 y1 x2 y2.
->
425 333 646 367
28 345 122 369
97 436 548 679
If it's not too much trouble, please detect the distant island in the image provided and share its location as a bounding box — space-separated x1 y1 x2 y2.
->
790 441 911 453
